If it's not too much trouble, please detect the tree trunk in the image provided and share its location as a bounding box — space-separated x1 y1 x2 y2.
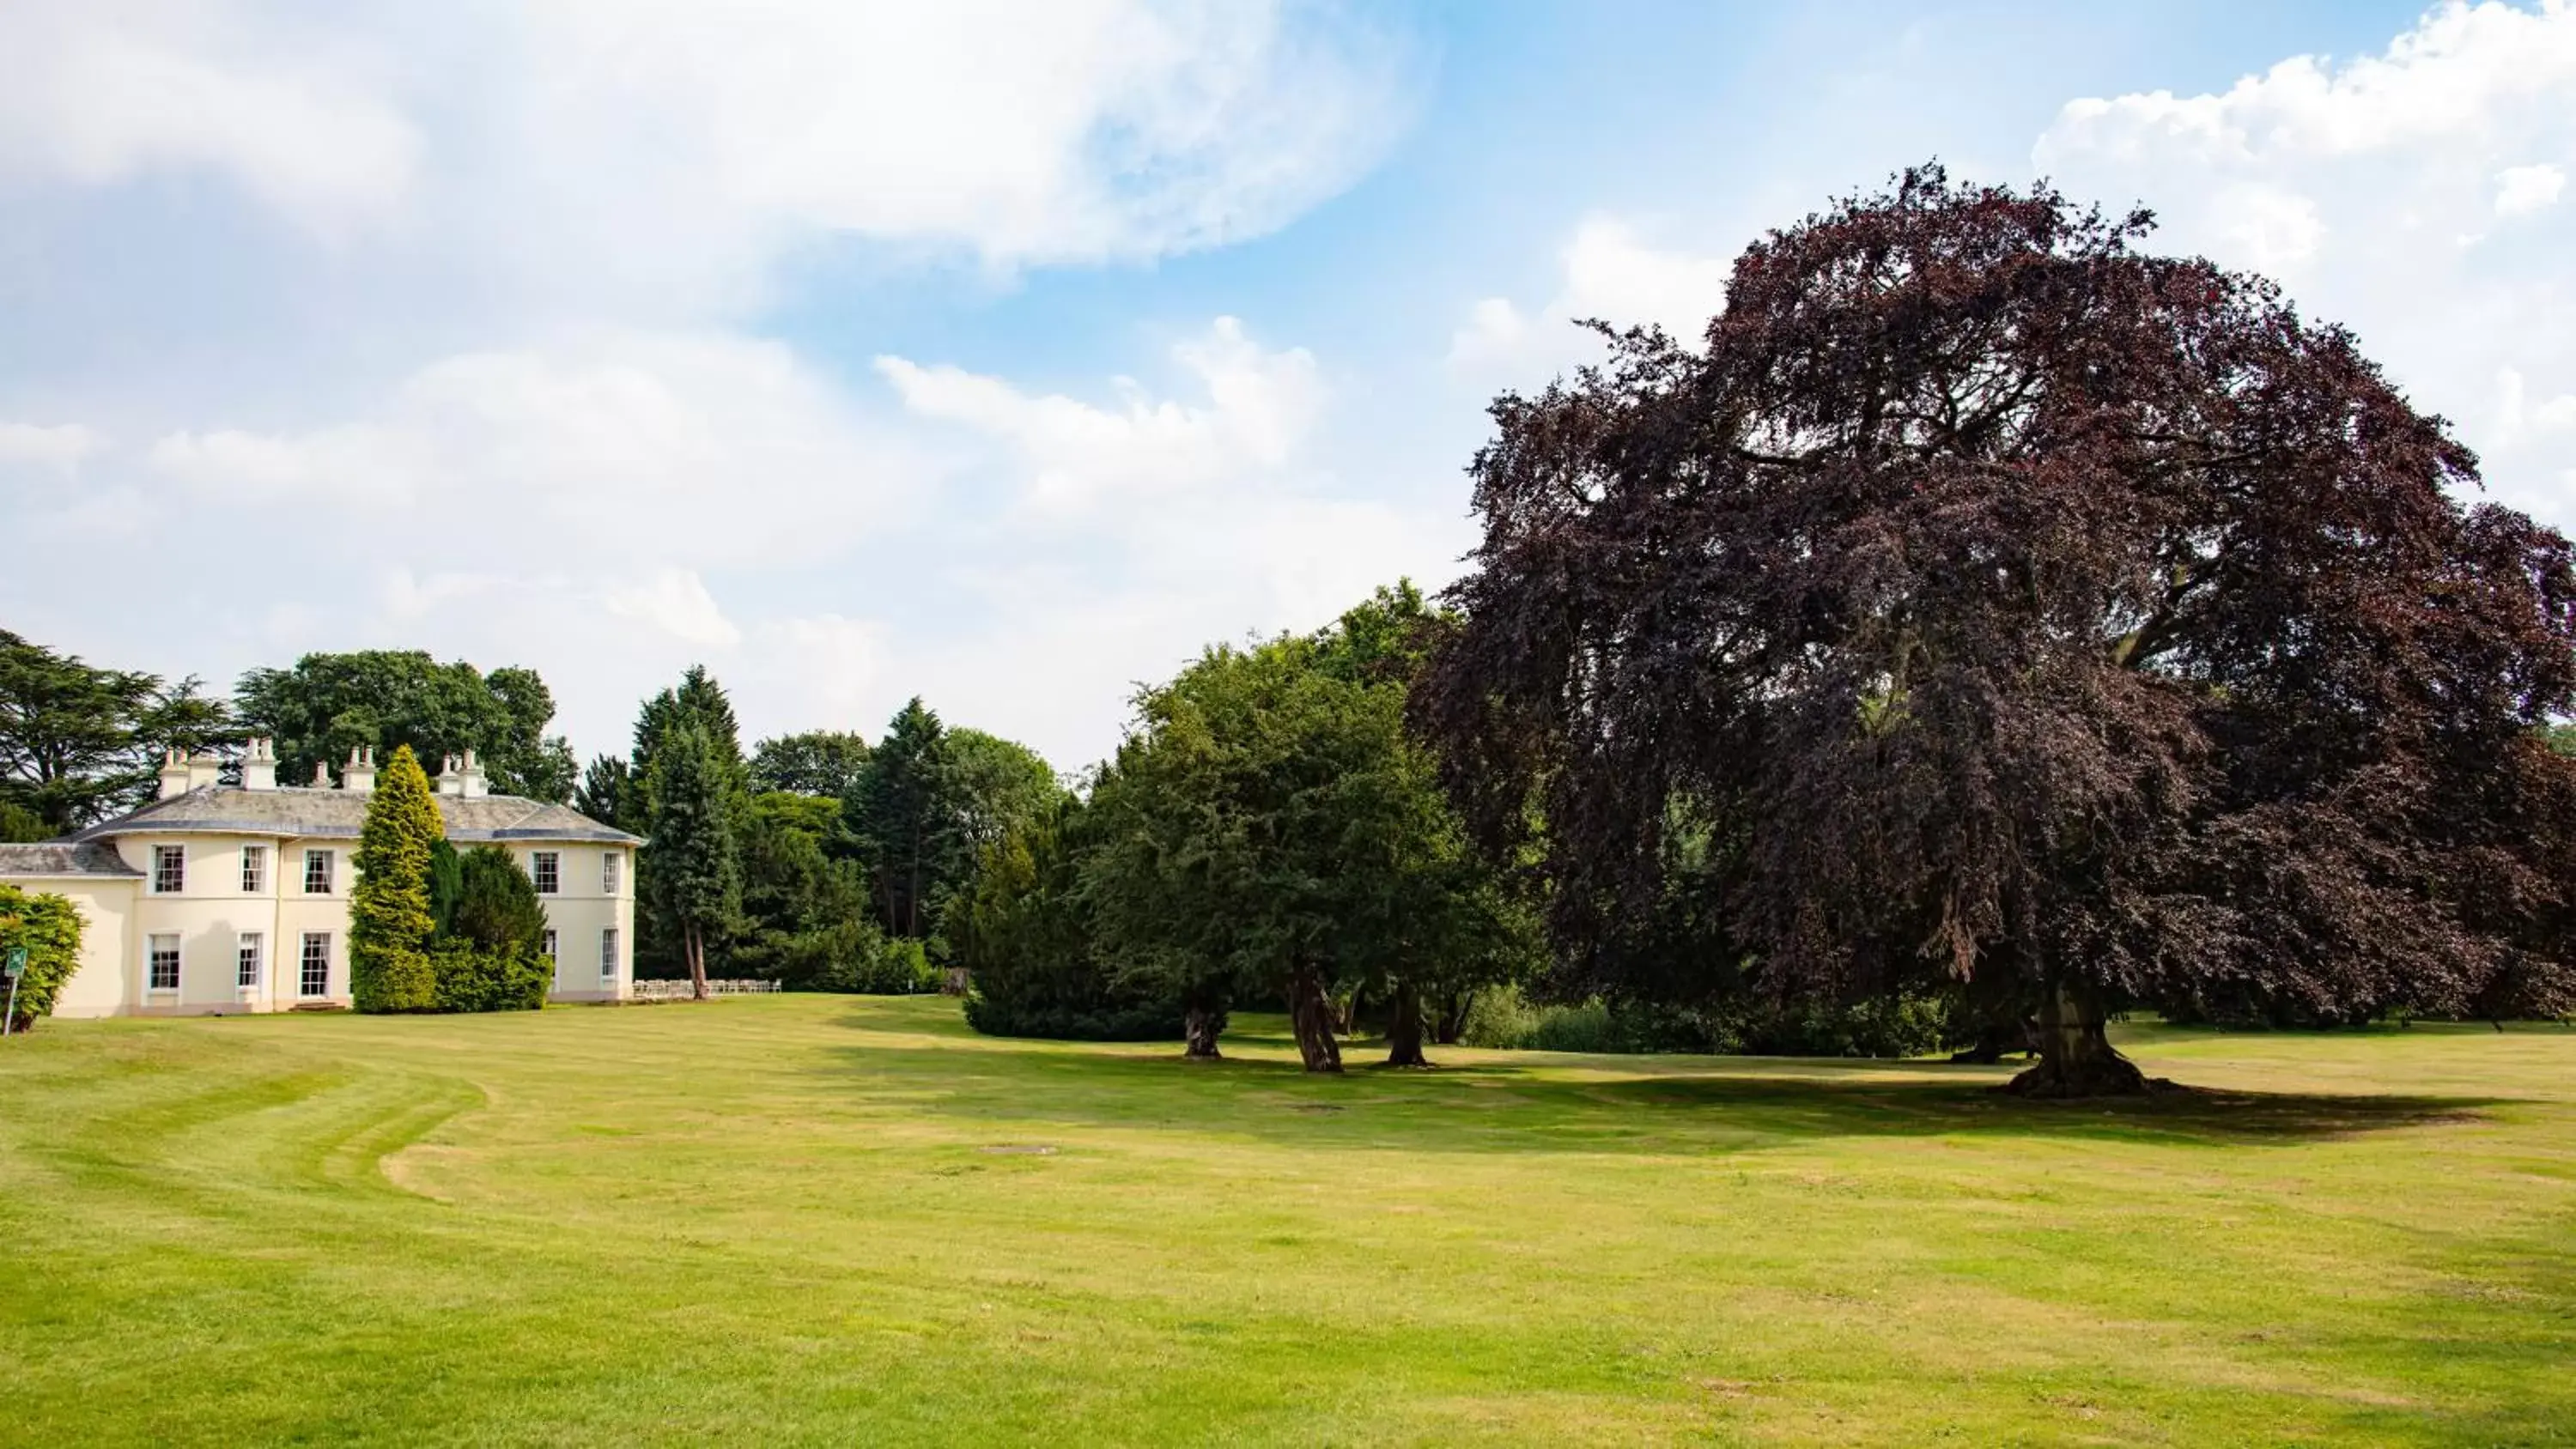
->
1183 1004 1224 1061
1384 979 1431 1067
2006 978 2151 1097
1431 989 1469 1046
1286 967 1343 1073
686 920 709 1001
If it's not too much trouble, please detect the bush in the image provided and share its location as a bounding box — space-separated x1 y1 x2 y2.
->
963 994 1189 1041
426 845 551 1013
1457 981 1966 1058
0 883 84 1031
430 940 551 1014
805 927 942 995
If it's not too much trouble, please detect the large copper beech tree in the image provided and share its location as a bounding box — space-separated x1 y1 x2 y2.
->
1419 167 2576 1096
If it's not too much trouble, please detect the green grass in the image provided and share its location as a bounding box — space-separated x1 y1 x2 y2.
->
2 998 2571 1446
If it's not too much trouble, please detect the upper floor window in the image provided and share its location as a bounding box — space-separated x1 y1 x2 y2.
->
531 851 560 895
153 845 185 894
601 850 623 896
304 849 334 894
241 845 267 894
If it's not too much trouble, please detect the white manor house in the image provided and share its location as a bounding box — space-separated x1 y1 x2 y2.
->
0 740 640 1016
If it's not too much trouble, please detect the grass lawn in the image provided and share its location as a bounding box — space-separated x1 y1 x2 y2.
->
1 997 2571 1446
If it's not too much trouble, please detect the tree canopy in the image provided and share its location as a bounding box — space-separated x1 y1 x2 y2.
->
1084 586 1530 1070
0 629 234 831
234 651 576 802
750 731 872 798
1418 166 2576 1095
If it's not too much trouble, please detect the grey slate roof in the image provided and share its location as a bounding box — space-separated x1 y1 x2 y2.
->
68 786 643 846
0 840 144 877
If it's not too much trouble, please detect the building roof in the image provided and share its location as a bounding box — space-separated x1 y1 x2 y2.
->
0 840 145 878
68 786 644 846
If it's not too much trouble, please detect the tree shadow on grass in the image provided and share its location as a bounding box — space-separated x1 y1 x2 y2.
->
808 1005 2506 1156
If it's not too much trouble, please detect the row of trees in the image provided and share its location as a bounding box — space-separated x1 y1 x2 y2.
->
574 667 1061 996
0 639 580 838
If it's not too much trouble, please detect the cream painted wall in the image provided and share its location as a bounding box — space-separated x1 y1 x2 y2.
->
522 845 634 1003
4 875 139 1019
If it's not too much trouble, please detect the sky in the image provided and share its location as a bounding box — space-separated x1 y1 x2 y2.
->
5 0 2573 775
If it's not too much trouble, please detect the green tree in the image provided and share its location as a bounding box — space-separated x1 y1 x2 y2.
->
845 698 955 940
429 845 555 1012
955 795 1189 1043
733 791 878 989
1 629 234 830
1078 592 1534 1070
750 731 872 797
647 721 743 999
350 744 440 1012
625 667 751 977
234 651 574 800
0 882 87 1031
574 755 632 831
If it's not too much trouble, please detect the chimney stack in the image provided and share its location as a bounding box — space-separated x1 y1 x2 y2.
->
310 761 331 789
459 749 489 798
343 746 376 794
241 737 277 791
435 753 465 797
183 750 222 792
157 747 191 800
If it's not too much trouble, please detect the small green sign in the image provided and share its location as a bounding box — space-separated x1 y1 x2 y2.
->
3 946 25 979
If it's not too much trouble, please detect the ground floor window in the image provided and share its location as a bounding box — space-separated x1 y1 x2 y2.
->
300 933 331 997
600 927 620 982
237 932 264 989
541 929 557 962
148 934 180 991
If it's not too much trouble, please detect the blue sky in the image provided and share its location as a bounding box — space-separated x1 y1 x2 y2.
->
4 1 2570 774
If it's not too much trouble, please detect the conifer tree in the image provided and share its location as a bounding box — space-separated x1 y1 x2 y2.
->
351 744 440 1012
647 721 742 999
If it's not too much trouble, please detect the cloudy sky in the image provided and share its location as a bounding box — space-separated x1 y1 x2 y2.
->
5 0 2573 773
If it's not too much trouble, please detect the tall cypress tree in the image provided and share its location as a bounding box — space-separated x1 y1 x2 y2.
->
647 721 742 999
351 744 440 1012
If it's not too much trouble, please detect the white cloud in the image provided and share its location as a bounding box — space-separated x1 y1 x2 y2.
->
873 316 1472 766
605 569 744 650
2036 0 2576 528
0 4 420 235
2495 161 2567 215
143 329 920 569
878 316 1321 513
1449 216 1734 376
0 1 1409 281
0 421 104 472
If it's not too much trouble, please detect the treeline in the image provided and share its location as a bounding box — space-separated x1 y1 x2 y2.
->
573 667 1062 995
0 635 578 837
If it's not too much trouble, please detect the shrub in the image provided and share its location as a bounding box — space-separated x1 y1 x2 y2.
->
781 921 943 995
1459 982 1967 1058
1456 982 1538 1047
963 994 1190 1042
429 940 551 1014
0 883 84 1031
